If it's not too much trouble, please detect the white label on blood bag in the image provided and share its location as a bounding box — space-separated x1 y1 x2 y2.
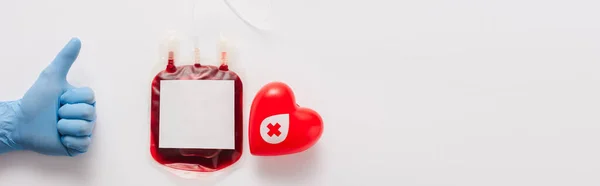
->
260 114 289 144
159 80 235 149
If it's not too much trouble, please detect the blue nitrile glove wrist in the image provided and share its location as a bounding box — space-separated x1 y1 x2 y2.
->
0 38 96 157
0 100 24 154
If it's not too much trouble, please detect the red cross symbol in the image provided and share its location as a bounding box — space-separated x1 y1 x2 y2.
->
267 123 282 137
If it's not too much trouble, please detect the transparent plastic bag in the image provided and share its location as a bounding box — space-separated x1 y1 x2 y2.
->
148 33 243 179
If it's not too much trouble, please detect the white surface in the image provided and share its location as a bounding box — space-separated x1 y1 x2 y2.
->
0 0 600 185
159 80 235 149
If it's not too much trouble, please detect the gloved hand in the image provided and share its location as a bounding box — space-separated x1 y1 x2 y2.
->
0 38 96 156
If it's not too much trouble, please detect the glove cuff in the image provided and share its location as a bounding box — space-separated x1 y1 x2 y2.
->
0 100 24 153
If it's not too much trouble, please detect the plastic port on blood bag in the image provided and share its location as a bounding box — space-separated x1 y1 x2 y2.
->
150 37 243 172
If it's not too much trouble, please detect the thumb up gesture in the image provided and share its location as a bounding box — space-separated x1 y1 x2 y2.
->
1 38 96 156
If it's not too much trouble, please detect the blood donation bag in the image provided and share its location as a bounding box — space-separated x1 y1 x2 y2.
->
150 37 243 172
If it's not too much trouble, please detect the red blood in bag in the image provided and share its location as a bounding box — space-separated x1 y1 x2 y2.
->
150 65 243 172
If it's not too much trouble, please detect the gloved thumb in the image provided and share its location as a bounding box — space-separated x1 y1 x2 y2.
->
46 38 81 79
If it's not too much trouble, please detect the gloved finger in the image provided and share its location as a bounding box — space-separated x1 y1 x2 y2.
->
46 38 81 79
57 119 95 137
61 136 91 156
60 87 95 105
58 103 96 121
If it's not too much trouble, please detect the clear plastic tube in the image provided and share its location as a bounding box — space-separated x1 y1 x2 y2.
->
223 0 272 31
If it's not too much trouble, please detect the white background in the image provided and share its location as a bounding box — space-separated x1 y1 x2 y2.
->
0 0 600 185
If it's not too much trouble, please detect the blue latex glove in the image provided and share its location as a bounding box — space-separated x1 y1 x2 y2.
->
0 38 96 156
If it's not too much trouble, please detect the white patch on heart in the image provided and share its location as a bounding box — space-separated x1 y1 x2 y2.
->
260 113 289 144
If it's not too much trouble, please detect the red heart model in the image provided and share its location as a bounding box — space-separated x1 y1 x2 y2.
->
249 82 323 156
